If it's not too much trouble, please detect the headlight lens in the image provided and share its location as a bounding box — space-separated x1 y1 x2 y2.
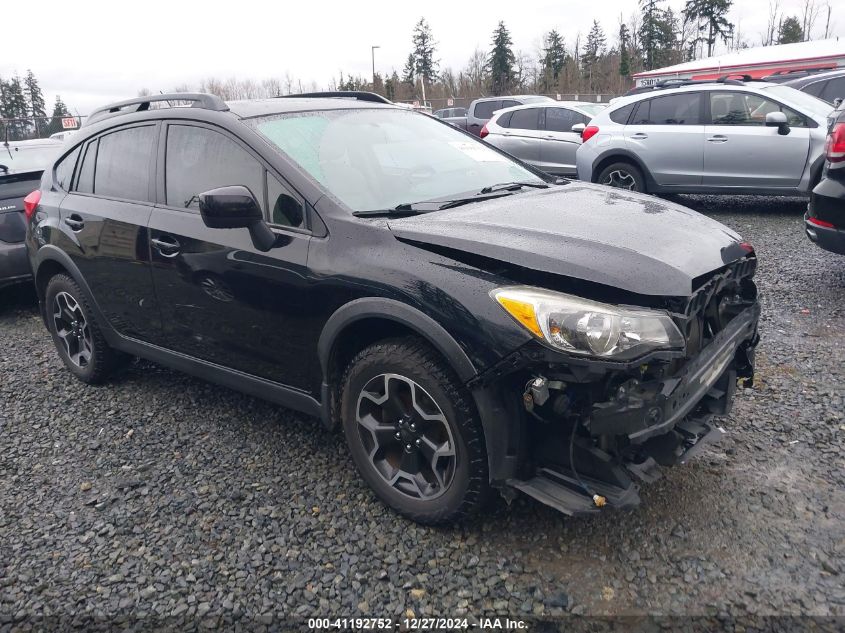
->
492 286 684 359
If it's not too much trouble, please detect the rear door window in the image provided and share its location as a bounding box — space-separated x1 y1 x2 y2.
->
496 111 514 128
802 81 826 98
545 108 578 132
54 146 81 191
609 103 636 124
821 77 845 103
94 126 156 201
632 93 702 125
473 101 501 120
74 141 97 194
508 108 540 130
165 125 264 210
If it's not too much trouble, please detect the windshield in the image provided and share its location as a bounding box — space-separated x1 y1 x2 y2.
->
761 84 834 117
252 108 545 212
0 143 60 174
576 104 606 116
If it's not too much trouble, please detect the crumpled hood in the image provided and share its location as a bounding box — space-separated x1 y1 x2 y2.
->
387 183 747 297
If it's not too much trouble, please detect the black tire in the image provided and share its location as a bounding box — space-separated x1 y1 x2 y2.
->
596 161 646 193
45 274 127 384
340 337 489 524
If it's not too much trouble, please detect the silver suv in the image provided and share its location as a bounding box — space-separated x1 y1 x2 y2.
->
576 80 833 195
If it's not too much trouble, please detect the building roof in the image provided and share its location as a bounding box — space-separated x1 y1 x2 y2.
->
633 38 845 79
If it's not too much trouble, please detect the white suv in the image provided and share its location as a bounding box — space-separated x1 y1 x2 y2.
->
575 79 833 195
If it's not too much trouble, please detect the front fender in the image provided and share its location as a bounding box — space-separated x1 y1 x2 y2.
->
317 297 477 383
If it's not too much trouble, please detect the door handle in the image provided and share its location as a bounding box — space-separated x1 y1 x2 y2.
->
151 236 181 257
630 133 648 140
707 135 728 143
63 214 84 231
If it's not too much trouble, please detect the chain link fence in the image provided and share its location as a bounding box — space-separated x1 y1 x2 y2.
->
1 116 87 142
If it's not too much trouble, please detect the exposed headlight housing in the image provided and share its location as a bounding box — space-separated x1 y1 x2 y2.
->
492 286 685 360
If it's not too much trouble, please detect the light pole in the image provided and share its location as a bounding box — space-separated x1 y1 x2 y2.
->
371 45 380 90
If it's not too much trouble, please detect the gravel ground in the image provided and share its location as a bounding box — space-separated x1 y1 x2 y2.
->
1 196 843 630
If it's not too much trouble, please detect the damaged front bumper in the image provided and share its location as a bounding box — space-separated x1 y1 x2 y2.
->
501 302 760 517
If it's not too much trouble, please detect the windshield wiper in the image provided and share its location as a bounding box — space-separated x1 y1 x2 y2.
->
479 181 550 194
353 182 552 217
352 204 431 218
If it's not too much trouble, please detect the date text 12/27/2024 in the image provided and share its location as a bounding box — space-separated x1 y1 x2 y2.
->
307 617 528 630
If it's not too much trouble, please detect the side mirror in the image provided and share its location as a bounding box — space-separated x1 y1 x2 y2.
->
571 123 586 135
198 185 276 252
834 97 843 109
765 111 790 135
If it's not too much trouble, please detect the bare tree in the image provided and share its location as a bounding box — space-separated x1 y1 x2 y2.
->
801 0 821 40
763 2 781 45
463 48 487 95
823 2 833 38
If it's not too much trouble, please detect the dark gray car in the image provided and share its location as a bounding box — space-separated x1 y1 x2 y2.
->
0 139 62 289
781 69 845 105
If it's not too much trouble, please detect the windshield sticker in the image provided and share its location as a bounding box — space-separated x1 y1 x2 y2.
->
448 141 507 162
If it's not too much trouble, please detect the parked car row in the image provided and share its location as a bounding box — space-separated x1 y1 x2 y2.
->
482 101 607 176
0 139 63 289
576 77 833 196
805 100 845 254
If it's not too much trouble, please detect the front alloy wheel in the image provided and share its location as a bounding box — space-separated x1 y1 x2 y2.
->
341 337 489 524
356 373 457 500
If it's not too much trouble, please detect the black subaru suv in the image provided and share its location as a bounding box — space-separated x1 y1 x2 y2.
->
806 101 845 254
25 92 760 524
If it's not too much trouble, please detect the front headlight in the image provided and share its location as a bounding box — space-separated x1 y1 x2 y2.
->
492 286 684 360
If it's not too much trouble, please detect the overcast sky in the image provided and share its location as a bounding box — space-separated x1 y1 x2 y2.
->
2 0 841 115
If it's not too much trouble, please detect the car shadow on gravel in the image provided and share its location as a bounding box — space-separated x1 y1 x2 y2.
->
676 194 808 217
0 284 37 316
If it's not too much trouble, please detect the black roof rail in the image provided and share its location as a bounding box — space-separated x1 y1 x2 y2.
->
276 91 392 104
717 73 753 82
767 66 836 77
86 93 229 126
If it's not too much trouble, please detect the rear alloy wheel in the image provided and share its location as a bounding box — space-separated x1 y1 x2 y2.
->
597 161 646 193
341 337 489 524
45 274 127 384
52 291 93 369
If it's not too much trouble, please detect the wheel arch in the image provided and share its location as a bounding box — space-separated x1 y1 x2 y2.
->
33 246 118 340
591 149 658 191
318 298 478 427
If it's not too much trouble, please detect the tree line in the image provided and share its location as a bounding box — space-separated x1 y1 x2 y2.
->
1 70 74 141
160 0 834 107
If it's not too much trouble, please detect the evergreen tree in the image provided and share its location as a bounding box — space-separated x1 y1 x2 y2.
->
640 0 677 70
487 21 516 96
45 95 71 137
683 0 734 57
540 30 567 91
640 0 662 70
402 53 416 91
2 75 29 140
777 16 804 44
619 23 631 77
385 71 399 101
411 18 438 83
24 70 47 137
581 20 607 90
